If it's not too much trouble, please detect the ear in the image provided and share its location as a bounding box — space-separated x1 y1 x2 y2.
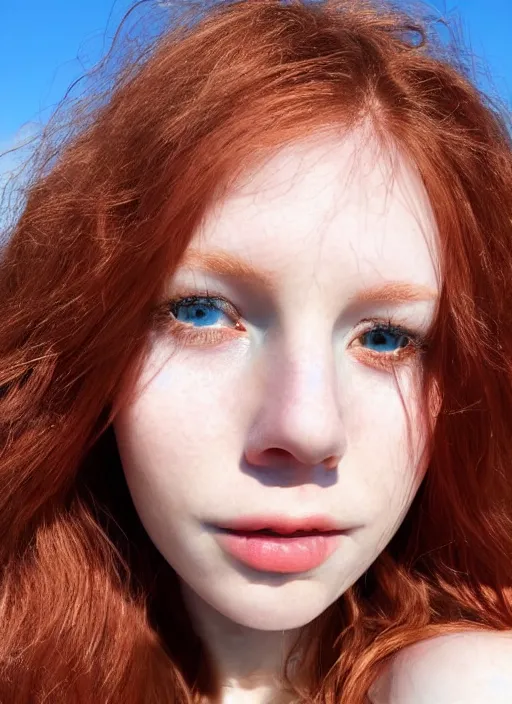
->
368 631 512 704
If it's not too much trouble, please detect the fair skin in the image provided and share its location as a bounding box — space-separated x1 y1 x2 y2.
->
369 631 512 703
114 128 443 703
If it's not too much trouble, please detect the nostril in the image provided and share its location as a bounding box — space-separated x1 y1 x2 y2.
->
263 448 299 468
254 448 340 471
244 445 342 472
323 454 340 471
268 448 290 459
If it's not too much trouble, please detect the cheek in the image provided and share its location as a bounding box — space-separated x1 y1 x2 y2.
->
113 392 205 566
113 345 246 506
114 391 212 514
341 367 427 513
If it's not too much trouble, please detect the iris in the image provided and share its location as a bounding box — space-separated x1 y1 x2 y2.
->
171 297 231 327
361 328 409 352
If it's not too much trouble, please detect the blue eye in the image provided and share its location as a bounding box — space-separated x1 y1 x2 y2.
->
169 296 235 328
360 326 410 353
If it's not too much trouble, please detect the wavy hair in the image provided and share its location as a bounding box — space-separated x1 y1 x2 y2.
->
1 1 511 701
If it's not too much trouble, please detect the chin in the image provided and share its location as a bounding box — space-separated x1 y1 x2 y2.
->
226 605 323 631
199 576 337 631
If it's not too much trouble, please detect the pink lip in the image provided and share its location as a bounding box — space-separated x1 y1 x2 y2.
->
212 515 344 574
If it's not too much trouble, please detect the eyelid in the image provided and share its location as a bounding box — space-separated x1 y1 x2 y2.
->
350 317 426 344
166 285 239 309
167 324 243 348
169 293 241 321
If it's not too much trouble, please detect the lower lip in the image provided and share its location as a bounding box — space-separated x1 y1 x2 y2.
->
215 530 341 574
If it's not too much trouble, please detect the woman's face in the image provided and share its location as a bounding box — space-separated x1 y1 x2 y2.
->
114 130 439 631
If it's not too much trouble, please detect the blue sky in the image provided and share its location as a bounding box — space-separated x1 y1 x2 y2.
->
1 0 510 171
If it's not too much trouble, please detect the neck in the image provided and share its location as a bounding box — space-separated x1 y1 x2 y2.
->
182 585 306 704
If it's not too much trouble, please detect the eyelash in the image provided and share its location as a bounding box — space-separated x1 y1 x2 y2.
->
155 292 426 369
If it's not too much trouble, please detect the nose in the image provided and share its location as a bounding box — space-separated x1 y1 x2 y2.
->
244 338 346 473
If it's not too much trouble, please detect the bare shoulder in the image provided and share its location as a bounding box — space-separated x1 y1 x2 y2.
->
368 630 512 704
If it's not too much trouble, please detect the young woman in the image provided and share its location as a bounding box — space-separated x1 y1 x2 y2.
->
1 1 511 702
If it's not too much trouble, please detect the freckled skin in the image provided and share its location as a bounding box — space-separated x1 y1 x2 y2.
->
114 129 439 692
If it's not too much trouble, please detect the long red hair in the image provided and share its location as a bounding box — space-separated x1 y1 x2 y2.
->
1 1 511 701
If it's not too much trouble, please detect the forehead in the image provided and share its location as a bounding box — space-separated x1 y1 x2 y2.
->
194 130 439 292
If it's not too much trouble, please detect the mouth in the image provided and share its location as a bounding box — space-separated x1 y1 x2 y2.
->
216 515 342 535
212 515 344 574
221 528 340 537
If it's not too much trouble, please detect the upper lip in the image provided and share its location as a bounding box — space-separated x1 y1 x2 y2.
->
213 515 344 535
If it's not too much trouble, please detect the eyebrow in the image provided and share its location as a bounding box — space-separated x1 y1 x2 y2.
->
349 281 438 304
179 249 276 291
180 249 437 303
